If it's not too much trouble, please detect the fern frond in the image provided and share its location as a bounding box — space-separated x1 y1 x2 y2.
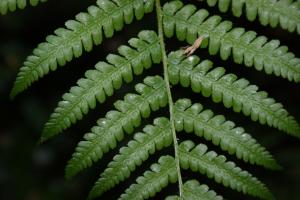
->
202 0 300 34
163 1 300 82
40 30 161 142
65 76 167 179
119 156 178 200
179 140 274 200
165 180 223 200
174 98 281 170
0 0 46 15
10 0 155 98
87 117 172 199
168 50 300 138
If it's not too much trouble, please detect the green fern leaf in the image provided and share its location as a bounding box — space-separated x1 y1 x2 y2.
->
174 98 281 170
10 0 155 98
88 117 172 199
40 30 161 142
202 0 300 34
168 50 300 138
65 76 167 179
179 140 274 200
0 0 46 15
165 180 223 200
163 1 300 82
6 0 300 199
119 155 178 200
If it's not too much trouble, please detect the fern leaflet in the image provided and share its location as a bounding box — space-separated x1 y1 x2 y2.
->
163 1 300 82
0 0 47 15
40 30 161 142
87 117 172 199
202 0 300 34
165 180 223 200
174 98 280 170
10 0 155 98
65 76 167 179
179 140 274 200
168 50 300 137
119 155 178 200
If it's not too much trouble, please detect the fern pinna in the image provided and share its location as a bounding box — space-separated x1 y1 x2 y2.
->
0 0 47 15
5 0 300 199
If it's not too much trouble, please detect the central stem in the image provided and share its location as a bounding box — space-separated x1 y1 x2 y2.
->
155 0 183 196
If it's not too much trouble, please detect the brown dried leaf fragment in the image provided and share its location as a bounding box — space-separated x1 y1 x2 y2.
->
183 36 204 56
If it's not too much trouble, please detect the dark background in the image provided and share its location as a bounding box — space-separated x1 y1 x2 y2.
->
0 0 299 199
